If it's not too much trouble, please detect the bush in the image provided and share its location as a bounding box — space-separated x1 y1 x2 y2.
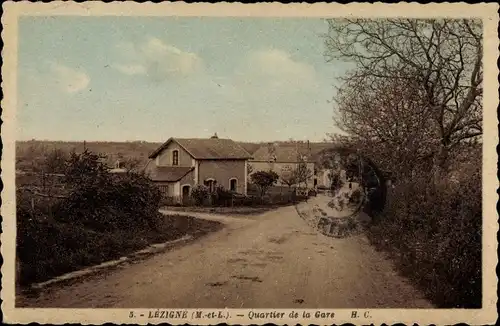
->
366 167 481 308
365 187 385 215
16 211 215 286
233 195 263 207
16 149 212 286
17 218 120 286
211 185 233 206
191 185 209 206
330 173 343 191
349 188 362 204
54 172 162 231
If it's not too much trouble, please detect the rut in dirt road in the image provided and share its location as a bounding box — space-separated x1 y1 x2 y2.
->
18 203 432 309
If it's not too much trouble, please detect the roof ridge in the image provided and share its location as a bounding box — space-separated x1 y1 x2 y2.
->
150 137 253 160
174 137 233 139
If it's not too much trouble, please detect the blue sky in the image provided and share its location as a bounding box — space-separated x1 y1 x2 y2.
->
18 16 349 142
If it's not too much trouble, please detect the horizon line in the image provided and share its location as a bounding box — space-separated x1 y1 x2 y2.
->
15 137 335 144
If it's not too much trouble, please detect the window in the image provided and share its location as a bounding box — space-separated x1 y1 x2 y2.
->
159 185 169 196
172 150 179 166
230 178 237 192
204 179 216 192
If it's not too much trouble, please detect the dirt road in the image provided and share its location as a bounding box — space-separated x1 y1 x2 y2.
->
18 199 432 308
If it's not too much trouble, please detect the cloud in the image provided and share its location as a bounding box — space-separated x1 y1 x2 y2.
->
235 49 318 90
113 37 203 80
200 48 325 139
212 48 320 109
51 63 90 93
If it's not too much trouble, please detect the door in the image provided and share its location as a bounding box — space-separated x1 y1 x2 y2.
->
182 185 191 205
230 178 237 192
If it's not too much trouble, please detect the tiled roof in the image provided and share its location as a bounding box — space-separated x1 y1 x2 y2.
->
251 142 337 163
310 143 339 159
144 163 194 182
149 138 253 160
251 145 308 163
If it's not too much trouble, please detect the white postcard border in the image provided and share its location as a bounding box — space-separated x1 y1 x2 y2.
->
1 2 498 324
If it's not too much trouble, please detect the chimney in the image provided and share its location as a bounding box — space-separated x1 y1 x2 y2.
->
211 132 218 139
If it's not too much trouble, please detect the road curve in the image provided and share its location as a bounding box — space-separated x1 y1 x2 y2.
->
18 201 432 308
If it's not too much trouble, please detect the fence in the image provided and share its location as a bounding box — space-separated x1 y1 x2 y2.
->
17 189 67 223
16 171 69 222
160 191 308 208
16 171 67 195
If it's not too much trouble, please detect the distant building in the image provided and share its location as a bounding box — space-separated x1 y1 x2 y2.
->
249 143 315 189
314 148 344 189
144 134 253 204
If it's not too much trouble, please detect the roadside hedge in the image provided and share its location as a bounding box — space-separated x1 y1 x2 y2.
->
54 172 163 231
366 166 482 308
16 149 175 286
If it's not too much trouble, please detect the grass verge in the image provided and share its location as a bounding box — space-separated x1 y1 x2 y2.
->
17 214 222 287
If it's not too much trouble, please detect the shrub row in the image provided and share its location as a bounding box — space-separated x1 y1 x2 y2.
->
16 149 176 286
54 172 162 231
180 184 310 208
366 168 482 308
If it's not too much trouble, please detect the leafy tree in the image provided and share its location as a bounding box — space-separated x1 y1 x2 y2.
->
63 149 109 188
56 149 162 231
250 170 279 198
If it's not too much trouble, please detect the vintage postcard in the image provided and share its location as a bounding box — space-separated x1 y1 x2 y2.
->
1 1 498 325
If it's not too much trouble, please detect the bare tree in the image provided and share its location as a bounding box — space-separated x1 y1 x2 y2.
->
333 75 436 179
247 163 254 177
121 157 143 172
281 169 298 190
325 19 483 172
295 161 314 188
